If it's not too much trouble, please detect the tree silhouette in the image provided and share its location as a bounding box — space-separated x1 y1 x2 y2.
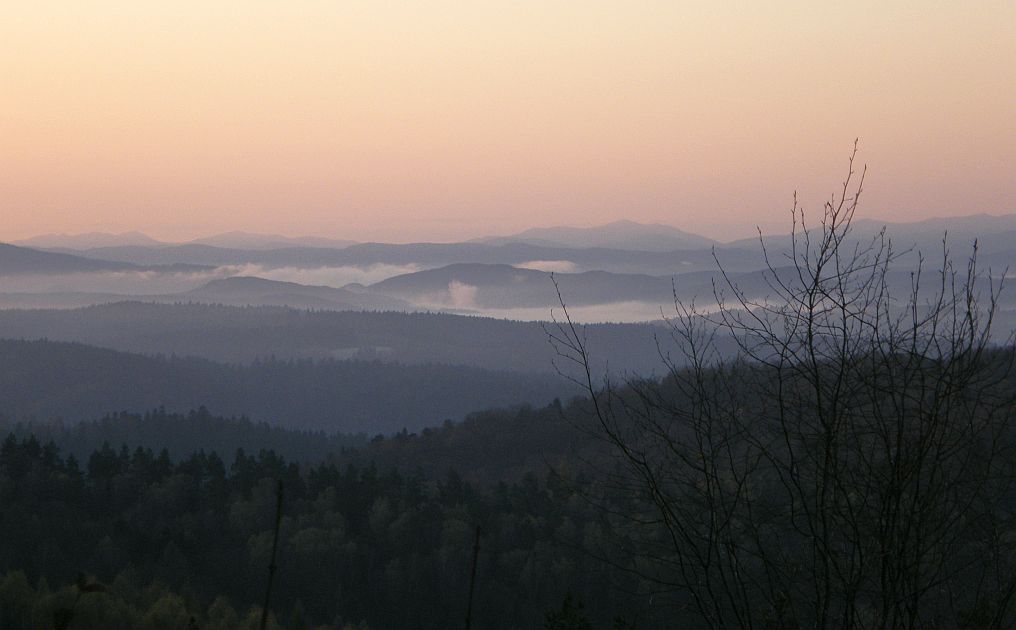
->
550 142 1016 628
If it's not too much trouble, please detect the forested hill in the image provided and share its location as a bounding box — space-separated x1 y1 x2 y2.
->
1 401 600 487
0 339 576 433
0 408 367 464
334 402 602 485
0 398 633 628
0 428 644 629
0 302 673 375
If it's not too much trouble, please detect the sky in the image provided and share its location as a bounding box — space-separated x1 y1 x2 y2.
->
1 1 1013 243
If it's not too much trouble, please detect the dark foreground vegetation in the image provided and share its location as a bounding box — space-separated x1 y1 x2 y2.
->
541 150 1016 628
0 404 644 630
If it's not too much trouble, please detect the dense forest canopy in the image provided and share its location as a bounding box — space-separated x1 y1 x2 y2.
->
0 409 647 630
0 409 366 464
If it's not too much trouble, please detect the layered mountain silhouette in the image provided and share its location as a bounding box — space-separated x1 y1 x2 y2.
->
13 231 166 249
14 230 356 251
477 219 717 251
368 263 679 308
183 276 409 310
0 242 205 275
5 214 1015 319
188 231 356 250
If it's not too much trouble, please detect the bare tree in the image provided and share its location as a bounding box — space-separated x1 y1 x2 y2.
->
550 143 1016 629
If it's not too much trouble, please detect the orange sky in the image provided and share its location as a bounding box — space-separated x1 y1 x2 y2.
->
1 1 1013 242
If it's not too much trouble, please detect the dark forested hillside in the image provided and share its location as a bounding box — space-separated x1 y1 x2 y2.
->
334 402 602 485
0 339 576 433
0 408 366 464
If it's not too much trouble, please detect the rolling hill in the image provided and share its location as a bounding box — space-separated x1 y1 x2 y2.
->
0 301 677 375
182 276 410 310
368 263 679 308
0 242 173 275
0 338 576 432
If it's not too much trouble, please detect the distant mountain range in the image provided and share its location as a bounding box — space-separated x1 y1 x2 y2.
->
13 230 356 251
476 219 718 251
14 215 1016 256
362 262 932 310
3 214 1015 322
187 231 357 250
0 242 208 275
728 213 1016 258
15 220 713 253
14 231 166 249
0 242 136 274
33 241 744 275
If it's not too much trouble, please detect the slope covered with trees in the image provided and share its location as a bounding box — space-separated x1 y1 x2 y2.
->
0 303 671 375
0 408 366 464
0 339 575 433
0 428 645 629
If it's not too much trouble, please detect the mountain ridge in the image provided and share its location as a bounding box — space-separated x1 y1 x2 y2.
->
476 219 718 251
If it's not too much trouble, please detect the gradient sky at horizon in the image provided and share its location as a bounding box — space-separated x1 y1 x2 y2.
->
2 1 1013 243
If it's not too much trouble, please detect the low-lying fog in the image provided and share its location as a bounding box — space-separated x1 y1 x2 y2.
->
228 263 424 287
0 264 424 295
0 264 688 323
427 300 678 324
